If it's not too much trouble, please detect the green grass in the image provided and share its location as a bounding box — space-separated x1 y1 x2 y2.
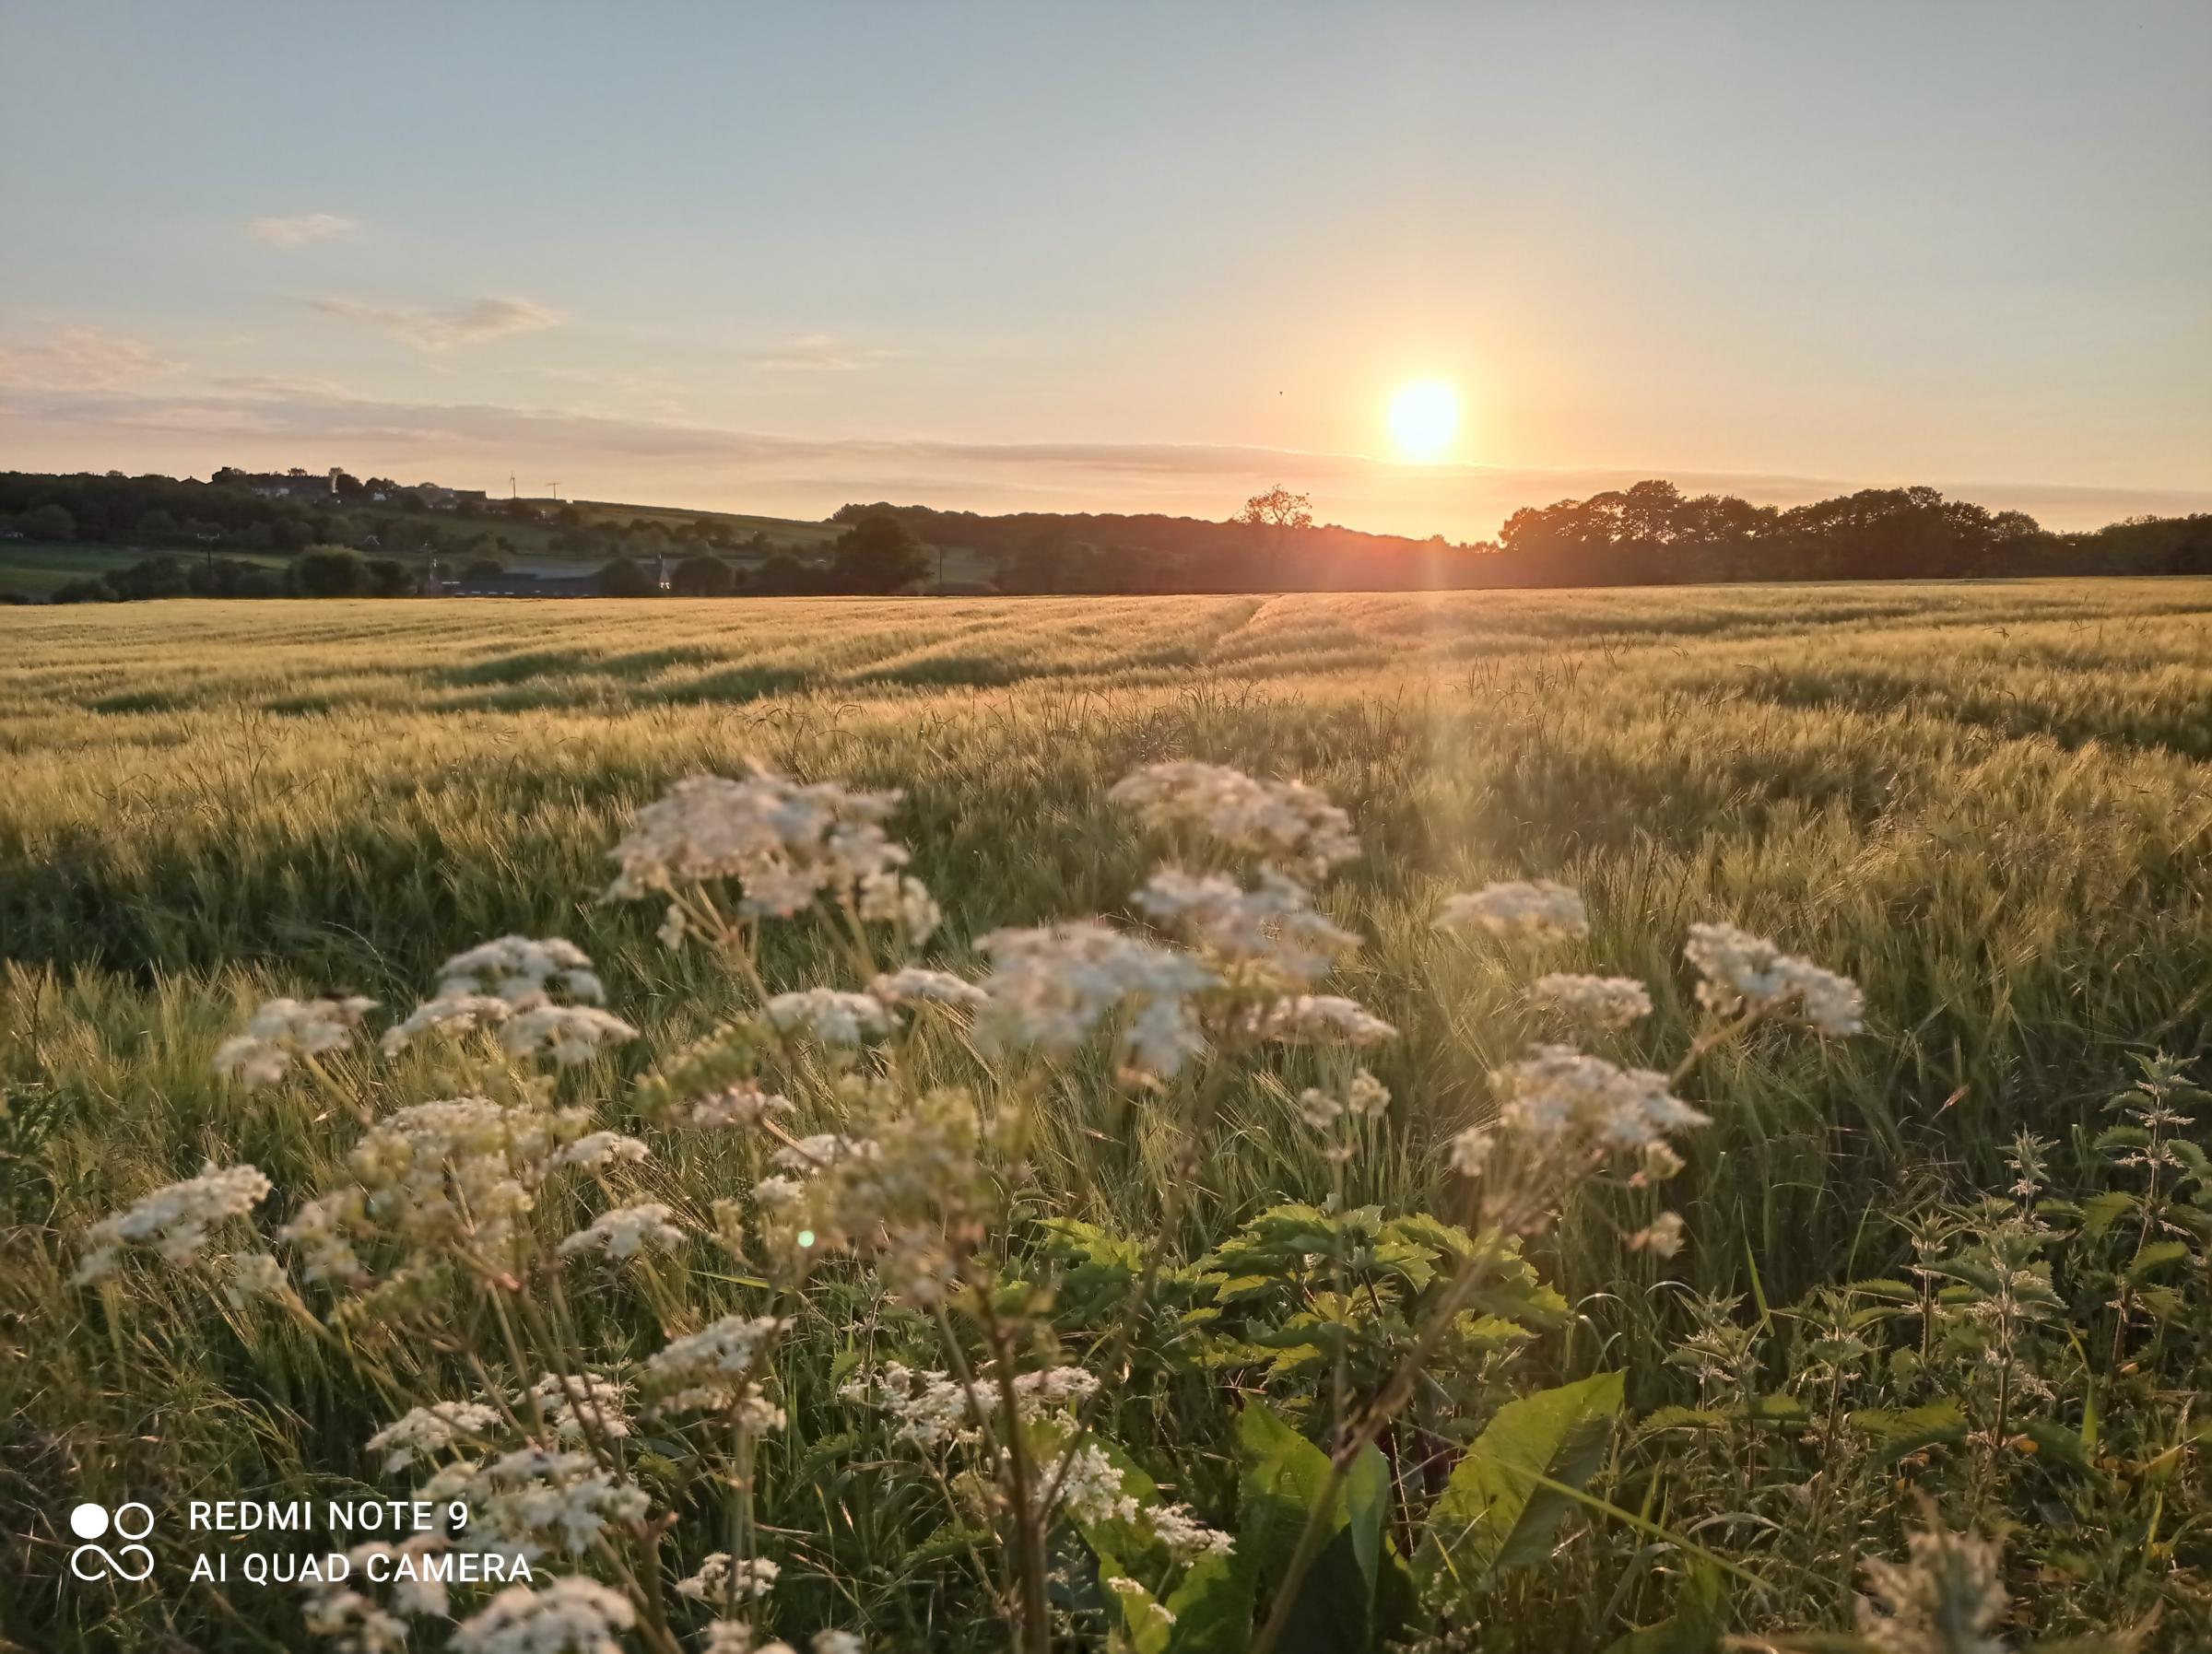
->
4 581 2208 1650
0 541 290 596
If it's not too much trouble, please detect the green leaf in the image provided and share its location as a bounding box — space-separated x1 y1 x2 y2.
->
2077 1190 2136 1238
1849 1396 1967 1465
1229 1402 1388 1654
1098 1552 1174 1654
2022 1418 2097 1478
2124 1241 2190 1283
1416 1370 1625 1610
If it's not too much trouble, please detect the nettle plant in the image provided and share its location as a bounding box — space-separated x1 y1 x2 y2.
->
74 760 1906 1654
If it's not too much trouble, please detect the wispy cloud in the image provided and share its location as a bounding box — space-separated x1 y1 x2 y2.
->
303 295 562 352
247 212 360 248
753 334 900 373
0 324 183 391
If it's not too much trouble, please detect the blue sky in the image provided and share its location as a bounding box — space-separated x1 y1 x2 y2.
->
3 1 2207 536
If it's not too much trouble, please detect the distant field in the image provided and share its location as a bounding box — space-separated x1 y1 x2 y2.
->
6 581 2210 1648
0 540 289 596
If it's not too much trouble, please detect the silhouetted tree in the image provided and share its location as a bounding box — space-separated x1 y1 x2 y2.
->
290 545 370 597
671 554 736 596
831 511 929 592
598 557 657 597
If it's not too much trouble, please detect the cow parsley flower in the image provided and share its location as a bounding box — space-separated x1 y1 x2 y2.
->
553 1132 651 1171
214 994 377 1088
519 1371 631 1443
74 1162 273 1283
676 1553 780 1601
1488 1045 1709 1156
367 1402 503 1472
604 765 907 918
974 921 1218 1075
436 1448 651 1559
383 937 630 1061
1246 994 1397 1048
1109 761 1359 876
1530 973 1653 1029
1133 866 1360 991
1435 881 1589 943
764 989 892 1046
501 1005 640 1066
869 968 988 1011
1684 922 1865 1035
450 1578 635 1654
1628 1212 1688 1259
221 1249 288 1307
858 869 941 942
644 1314 788 1416
559 1202 686 1261
676 1084 797 1131
1150 1503 1235 1561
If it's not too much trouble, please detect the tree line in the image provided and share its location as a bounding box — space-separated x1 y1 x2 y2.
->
6 468 2209 603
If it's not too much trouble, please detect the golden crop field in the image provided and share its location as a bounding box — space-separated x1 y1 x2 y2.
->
6 582 2210 1652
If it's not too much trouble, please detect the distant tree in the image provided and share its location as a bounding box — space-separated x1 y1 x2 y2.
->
598 556 657 597
670 554 735 596
364 557 415 597
335 471 366 499
1235 487 1312 531
135 509 181 542
461 557 509 582
50 575 116 604
830 511 928 593
24 503 75 541
315 513 359 546
107 556 193 600
396 490 428 512
273 517 315 552
291 545 370 597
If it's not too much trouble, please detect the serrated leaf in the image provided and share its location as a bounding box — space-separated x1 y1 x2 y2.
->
1849 1396 1966 1464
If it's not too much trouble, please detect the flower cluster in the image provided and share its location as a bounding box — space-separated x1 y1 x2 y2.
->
603 763 907 921
215 995 376 1088
366 1401 502 1472
973 921 1218 1076
558 1202 686 1261
764 989 894 1047
1108 760 1360 877
675 1553 781 1602
1132 866 1360 992
1684 921 1865 1036
74 1162 272 1284
1529 973 1653 1030
382 937 637 1065
423 1447 651 1561
1435 881 1590 943
451 1578 635 1654
643 1313 788 1423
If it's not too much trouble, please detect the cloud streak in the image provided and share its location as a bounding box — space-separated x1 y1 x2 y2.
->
0 324 184 392
752 334 900 373
303 295 562 352
247 212 360 247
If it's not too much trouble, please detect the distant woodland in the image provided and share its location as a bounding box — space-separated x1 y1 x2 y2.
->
4 468 2207 603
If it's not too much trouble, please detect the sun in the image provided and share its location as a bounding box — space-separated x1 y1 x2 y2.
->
1387 380 1460 463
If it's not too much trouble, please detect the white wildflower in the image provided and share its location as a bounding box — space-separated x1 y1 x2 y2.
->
1297 1068 1389 1131
1133 865 1361 991
1246 994 1397 1048
1684 922 1864 1036
1109 761 1359 876
552 1132 651 1171
1530 973 1653 1029
677 1084 797 1130
451 1578 635 1654
74 1162 272 1283
502 1005 639 1066
1449 1127 1495 1177
605 765 907 918
520 1371 631 1444
366 1402 503 1472
1435 881 1589 943
302 1584 410 1654
973 921 1218 1075
1489 1046 1710 1159
813 1634 864 1654
222 1249 288 1307
559 1202 686 1261
1628 1212 1688 1259
858 870 941 942
1053 1441 1140 1526
701 1625 756 1654
764 989 892 1046
771 1133 877 1175
453 1447 651 1557
1150 1502 1235 1561
215 994 376 1087
869 968 988 1011
644 1315 787 1415
676 1553 780 1601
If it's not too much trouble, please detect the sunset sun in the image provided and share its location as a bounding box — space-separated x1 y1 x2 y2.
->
1387 380 1461 463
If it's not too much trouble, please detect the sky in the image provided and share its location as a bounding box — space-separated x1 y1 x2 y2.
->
3 1 2208 540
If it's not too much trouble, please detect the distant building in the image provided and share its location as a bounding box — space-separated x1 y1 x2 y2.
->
443 571 603 598
236 471 336 504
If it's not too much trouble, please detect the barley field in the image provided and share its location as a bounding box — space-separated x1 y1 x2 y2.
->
5 582 2210 1654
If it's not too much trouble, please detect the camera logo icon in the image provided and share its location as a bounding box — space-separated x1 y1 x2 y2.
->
67 1501 156 1582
